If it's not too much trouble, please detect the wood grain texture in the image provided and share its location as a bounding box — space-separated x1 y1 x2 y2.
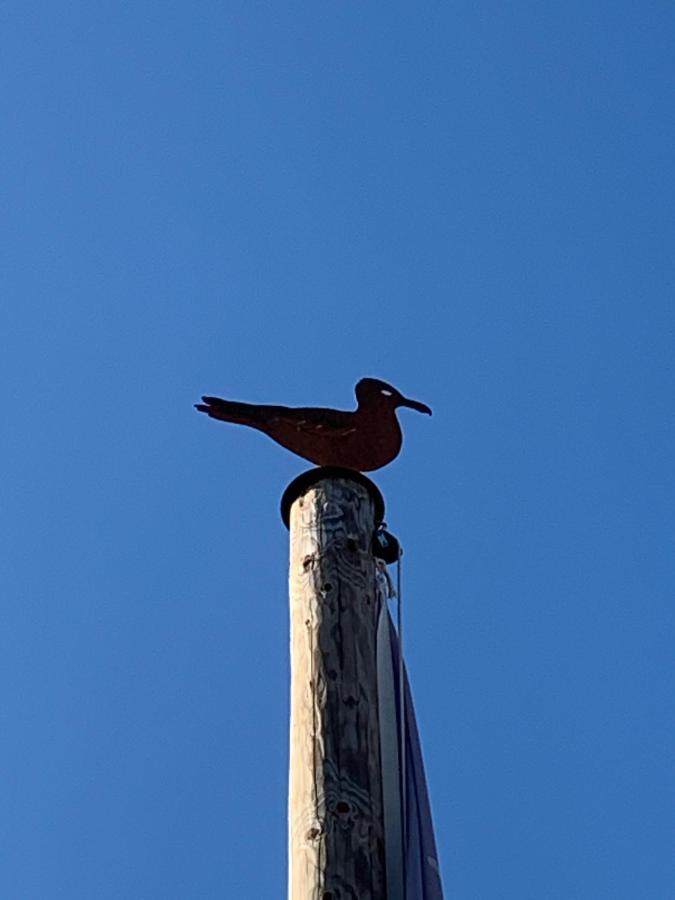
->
288 477 386 899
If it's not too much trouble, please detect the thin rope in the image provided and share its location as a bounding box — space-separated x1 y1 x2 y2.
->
397 552 407 898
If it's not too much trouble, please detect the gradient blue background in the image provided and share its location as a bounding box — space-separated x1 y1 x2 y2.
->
2 3 674 897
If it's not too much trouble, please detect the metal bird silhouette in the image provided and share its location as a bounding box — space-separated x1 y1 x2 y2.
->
195 377 431 471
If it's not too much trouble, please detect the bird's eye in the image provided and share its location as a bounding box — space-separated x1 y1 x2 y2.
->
381 389 393 397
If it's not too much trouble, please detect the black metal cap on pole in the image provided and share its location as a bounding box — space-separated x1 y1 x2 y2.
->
280 466 386 530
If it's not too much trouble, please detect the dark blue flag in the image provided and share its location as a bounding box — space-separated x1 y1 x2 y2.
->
378 603 444 900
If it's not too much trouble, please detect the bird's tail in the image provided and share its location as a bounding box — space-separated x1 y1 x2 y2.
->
194 396 265 426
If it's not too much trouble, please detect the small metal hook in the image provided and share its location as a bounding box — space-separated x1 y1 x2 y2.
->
372 523 402 564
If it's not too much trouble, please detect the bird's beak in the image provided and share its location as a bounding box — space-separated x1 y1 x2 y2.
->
399 396 432 415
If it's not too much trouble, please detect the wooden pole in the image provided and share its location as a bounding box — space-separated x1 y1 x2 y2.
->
285 471 387 899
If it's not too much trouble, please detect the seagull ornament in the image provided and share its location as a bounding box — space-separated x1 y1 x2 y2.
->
195 377 431 472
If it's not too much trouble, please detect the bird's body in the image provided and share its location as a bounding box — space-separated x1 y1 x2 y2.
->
195 378 431 471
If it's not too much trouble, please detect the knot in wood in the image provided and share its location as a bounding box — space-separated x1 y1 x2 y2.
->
332 796 357 831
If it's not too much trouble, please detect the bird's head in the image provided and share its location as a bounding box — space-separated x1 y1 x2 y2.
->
355 378 432 415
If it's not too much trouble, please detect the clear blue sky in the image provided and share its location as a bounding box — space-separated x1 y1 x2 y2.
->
2 2 673 898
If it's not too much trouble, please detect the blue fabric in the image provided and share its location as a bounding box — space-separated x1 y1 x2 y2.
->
380 611 444 899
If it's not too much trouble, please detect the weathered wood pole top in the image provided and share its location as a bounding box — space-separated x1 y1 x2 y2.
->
285 468 388 900
281 466 385 530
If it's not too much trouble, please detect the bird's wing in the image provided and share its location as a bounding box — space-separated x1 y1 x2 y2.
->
267 406 357 436
195 398 357 436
